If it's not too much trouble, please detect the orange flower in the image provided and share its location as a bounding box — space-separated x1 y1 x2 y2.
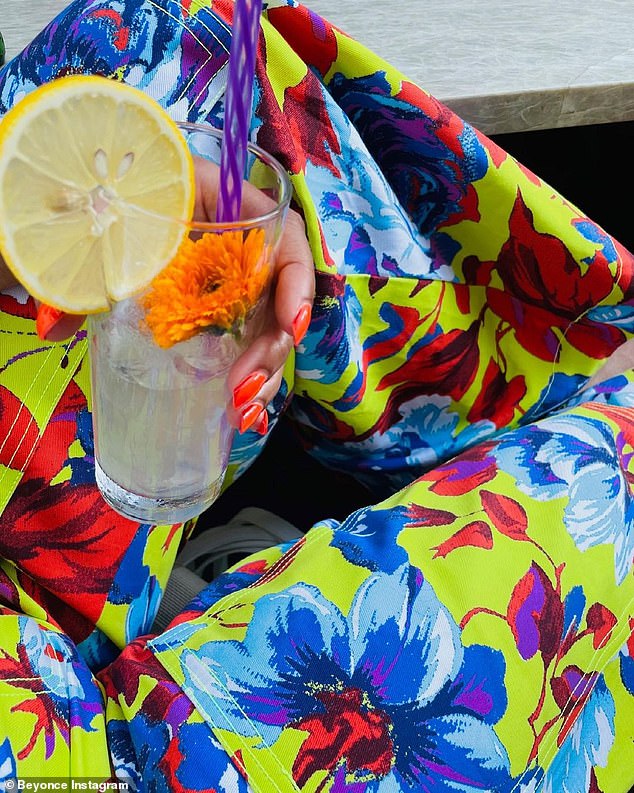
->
143 228 269 348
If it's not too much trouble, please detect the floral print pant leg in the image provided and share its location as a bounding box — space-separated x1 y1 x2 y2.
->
137 383 633 792
2 383 634 789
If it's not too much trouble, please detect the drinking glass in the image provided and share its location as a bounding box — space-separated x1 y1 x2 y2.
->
89 122 291 524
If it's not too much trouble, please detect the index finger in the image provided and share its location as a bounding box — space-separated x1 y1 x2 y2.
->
273 208 315 336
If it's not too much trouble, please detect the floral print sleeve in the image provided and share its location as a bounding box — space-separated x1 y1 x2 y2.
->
0 1 632 791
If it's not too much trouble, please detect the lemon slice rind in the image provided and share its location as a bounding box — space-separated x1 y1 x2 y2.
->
0 75 195 314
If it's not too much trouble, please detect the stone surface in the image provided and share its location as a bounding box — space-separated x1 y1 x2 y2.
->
3 1 66 65
310 0 634 134
5 0 634 133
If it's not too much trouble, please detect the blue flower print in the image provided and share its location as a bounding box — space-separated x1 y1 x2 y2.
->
305 122 438 280
175 564 511 790
539 674 615 793
21 620 100 730
330 504 411 573
620 636 634 697
328 71 487 244
118 714 248 793
493 412 634 584
0 738 17 788
176 723 250 792
110 527 162 641
0 619 103 762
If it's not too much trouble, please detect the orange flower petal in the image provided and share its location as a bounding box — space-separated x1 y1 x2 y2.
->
142 228 269 348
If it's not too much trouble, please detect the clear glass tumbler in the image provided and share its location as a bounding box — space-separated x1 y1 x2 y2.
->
89 123 291 524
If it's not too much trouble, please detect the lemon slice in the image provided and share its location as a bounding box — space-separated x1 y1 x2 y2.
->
0 75 195 313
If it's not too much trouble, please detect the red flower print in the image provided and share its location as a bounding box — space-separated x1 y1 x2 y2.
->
0 292 35 320
550 665 598 746
432 520 493 558
467 358 526 427
405 504 457 527
0 386 40 472
507 563 563 665
423 441 497 496
480 490 530 541
292 687 394 787
585 603 617 650
483 192 625 361
378 321 481 403
267 5 339 78
256 56 340 176
1 381 140 639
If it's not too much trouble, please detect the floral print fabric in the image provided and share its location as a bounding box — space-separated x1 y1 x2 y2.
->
0 0 633 790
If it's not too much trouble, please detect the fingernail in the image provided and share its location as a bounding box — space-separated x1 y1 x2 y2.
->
239 402 264 434
233 371 267 409
253 409 269 436
292 303 312 346
36 304 66 340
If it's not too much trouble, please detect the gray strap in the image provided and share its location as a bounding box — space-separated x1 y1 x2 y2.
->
175 507 301 576
151 564 207 633
152 508 301 632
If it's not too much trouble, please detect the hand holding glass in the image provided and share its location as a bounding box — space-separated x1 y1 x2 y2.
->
89 123 291 524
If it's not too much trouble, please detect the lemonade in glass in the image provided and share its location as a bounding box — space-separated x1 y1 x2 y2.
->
90 123 291 523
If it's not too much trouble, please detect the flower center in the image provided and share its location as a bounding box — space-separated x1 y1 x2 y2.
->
203 278 221 294
292 685 394 786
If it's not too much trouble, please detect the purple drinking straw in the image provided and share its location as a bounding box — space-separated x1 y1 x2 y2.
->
215 0 264 223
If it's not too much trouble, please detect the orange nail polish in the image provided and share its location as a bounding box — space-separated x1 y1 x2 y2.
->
253 409 269 436
239 402 264 434
233 371 267 409
36 304 66 341
292 304 312 346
